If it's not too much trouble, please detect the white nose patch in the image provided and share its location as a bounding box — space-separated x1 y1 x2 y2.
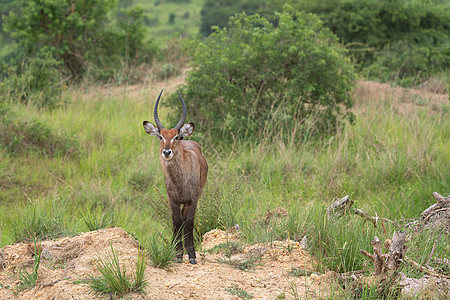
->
162 149 173 160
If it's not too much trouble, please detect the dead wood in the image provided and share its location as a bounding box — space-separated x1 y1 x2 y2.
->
420 192 450 227
0 249 5 270
405 256 450 280
327 195 354 218
360 231 407 279
327 196 395 228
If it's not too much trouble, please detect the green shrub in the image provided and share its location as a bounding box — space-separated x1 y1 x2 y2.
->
86 244 147 297
0 54 62 108
3 0 157 82
167 5 356 142
366 40 450 86
145 233 177 268
280 0 450 84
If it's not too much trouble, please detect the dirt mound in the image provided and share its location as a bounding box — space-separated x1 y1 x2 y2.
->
0 227 330 299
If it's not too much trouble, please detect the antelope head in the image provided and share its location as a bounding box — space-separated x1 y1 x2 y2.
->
143 90 194 161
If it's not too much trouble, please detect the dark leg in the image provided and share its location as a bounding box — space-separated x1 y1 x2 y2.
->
182 201 198 264
170 202 184 263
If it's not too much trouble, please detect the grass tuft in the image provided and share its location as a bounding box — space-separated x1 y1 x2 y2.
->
11 193 68 243
145 232 177 268
14 240 42 291
225 284 254 299
86 243 147 297
81 207 116 232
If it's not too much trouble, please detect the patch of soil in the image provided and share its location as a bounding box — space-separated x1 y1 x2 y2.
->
0 227 336 299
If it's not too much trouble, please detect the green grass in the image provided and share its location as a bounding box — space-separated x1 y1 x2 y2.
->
225 284 254 299
145 232 178 268
0 79 448 277
132 0 205 42
85 243 147 297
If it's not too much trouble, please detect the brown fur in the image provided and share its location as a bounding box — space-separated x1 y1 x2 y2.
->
152 127 208 263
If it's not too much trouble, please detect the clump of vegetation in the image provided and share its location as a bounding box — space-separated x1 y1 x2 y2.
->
226 284 254 299
0 115 78 158
3 0 157 81
11 194 69 243
167 5 356 142
14 240 42 291
0 54 61 108
81 207 116 232
86 244 147 298
145 233 178 268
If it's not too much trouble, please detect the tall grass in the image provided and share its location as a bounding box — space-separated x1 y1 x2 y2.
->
0 79 448 275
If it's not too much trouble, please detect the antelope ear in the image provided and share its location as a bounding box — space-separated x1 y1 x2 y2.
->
179 122 194 138
143 121 160 137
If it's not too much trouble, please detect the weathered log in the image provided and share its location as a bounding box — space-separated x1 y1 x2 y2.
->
326 196 395 228
420 192 450 222
360 236 386 276
384 231 407 275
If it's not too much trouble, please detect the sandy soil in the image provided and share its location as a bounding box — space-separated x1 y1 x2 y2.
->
0 227 339 299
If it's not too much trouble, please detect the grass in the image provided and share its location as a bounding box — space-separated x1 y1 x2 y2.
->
86 243 147 297
0 77 448 279
217 249 264 272
134 0 205 41
14 240 42 291
225 284 254 299
145 232 178 268
10 192 69 243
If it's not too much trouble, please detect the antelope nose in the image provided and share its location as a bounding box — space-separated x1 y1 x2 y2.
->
162 149 172 157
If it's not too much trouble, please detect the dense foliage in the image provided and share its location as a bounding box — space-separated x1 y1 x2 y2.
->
200 0 270 36
2 0 157 81
276 0 450 85
200 0 450 86
167 6 356 141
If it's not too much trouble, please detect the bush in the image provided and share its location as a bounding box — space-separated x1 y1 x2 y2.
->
366 40 450 86
3 0 157 82
280 0 450 84
0 54 62 108
166 5 356 142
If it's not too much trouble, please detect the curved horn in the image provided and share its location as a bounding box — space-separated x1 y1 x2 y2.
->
174 90 187 131
154 89 165 130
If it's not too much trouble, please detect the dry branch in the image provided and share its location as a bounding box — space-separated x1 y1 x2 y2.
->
420 192 450 225
404 257 450 280
327 195 354 217
354 209 394 228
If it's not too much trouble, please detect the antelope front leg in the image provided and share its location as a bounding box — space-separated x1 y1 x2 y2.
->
182 202 198 264
170 202 184 263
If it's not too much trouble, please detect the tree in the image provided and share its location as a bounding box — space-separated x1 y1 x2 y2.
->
167 5 357 142
3 0 157 80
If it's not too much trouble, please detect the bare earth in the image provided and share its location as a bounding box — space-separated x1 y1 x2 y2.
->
0 227 338 299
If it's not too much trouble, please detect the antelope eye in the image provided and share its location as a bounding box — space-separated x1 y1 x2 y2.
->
158 135 163 140
174 136 179 140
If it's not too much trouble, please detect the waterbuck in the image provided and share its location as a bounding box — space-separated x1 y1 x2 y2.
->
143 90 208 264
